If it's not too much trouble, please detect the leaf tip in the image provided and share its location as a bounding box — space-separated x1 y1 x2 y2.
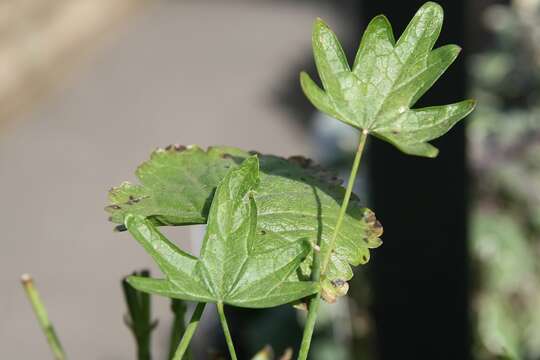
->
415 1 444 31
422 1 444 15
466 98 478 111
448 44 462 57
425 146 439 158
299 71 315 93
458 98 478 118
314 17 327 28
312 17 332 38
244 154 260 172
370 14 392 27
360 14 395 48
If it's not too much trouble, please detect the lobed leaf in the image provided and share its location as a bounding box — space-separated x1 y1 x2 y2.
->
125 157 318 308
301 2 476 157
107 145 383 299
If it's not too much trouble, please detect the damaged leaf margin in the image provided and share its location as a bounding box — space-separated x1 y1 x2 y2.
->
107 145 382 300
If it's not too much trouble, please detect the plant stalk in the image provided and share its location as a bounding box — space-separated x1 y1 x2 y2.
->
297 292 320 360
168 299 188 359
21 274 66 360
172 302 206 360
216 302 237 360
297 129 369 360
122 271 155 360
321 129 369 273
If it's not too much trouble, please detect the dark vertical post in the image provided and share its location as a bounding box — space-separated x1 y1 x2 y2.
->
363 1 470 359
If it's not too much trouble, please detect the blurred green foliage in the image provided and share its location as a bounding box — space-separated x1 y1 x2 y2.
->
470 1 540 358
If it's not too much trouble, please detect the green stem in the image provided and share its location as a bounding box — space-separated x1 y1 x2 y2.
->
122 271 154 360
216 302 237 360
297 129 369 360
321 129 369 273
172 302 206 360
297 293 320 360
21 274 66 360
297 220 323 360
136 338 151 360
168 300 188 359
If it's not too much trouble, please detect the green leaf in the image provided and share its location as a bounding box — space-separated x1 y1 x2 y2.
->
107 145 382 298
125 157 319 308
300 2 476 157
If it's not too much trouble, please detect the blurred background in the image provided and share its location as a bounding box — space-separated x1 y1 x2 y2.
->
0 0 538 359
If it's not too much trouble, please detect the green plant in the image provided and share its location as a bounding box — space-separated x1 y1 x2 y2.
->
122 270 158 360
23 2 474 359
298 2 474 357
21 274 66 360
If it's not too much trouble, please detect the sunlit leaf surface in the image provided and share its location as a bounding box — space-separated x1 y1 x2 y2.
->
107 146 382 294
301 2 475 157
125 157 318 308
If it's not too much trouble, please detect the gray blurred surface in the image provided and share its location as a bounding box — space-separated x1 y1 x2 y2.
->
0 1 342 358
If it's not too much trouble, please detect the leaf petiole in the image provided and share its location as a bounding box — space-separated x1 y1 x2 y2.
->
217 302 238 360
321 129 369 274
172 302 206 360
297 129 369 360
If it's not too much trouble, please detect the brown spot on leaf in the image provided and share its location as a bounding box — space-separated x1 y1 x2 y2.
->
321 287 337 304
331 279 346 287
373 220 383 236
331 279 349 296
288 155 312 168
362 210 384 237
363 209 376 224
126 195 144 205
165 144 186 152
114 224 127 232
